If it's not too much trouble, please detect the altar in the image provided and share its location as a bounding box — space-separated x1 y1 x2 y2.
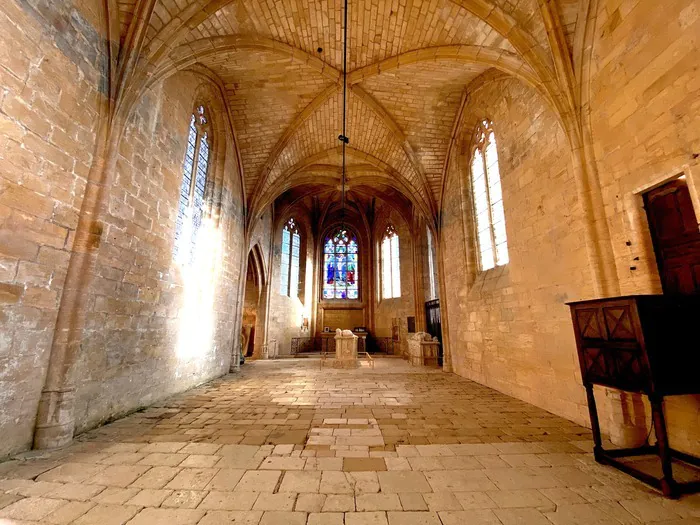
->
319 330 367 353
319 329 360 369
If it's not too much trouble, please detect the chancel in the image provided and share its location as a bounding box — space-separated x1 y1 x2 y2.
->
1 0 700 521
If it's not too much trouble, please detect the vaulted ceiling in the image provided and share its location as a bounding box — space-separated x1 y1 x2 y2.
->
117 0 583 222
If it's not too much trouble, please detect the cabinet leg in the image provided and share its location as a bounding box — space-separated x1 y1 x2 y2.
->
585 385 604 461
650 396 678 499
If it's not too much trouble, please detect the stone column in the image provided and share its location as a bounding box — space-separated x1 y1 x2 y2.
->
34 113 116 450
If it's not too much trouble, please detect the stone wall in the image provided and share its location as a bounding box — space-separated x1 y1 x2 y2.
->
373 205 417 339
249 210 272 271
267 212 314 356
0 0 107 457
441 74 597 429
588 0 700 453
73 71 245 433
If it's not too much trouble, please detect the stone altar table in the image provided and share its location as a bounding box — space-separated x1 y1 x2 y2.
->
321 329 359 369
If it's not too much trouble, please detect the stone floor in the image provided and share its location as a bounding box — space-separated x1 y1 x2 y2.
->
0 358 698 524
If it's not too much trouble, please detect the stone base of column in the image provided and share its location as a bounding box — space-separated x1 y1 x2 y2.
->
33 389 76 450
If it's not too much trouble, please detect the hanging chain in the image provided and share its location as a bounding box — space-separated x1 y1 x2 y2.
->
338 0 349 226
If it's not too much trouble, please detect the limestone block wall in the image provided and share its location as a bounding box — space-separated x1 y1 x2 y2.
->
267 213 314 356
441 75 597 430
249 210 273 271
373 206 417 339
73 71 245 434
588 0 700 453
0 0 107 457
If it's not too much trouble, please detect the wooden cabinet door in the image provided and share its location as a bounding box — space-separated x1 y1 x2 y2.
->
644 178 700 295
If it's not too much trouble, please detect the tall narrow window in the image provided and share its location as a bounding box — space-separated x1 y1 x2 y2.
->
470 120 508 271
427 227 437 300
280 218 301 297
381 225 401 299
323 228 359 300
174 105 210 265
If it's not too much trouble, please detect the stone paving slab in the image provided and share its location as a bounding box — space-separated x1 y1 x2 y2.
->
0 359 698 524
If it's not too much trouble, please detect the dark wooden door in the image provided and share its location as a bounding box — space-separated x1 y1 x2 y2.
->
644 178 700 295
425 299 443 366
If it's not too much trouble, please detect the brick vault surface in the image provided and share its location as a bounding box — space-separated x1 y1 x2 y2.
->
0 359 697 524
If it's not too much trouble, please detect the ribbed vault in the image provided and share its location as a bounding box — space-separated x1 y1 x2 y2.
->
118 0 564 225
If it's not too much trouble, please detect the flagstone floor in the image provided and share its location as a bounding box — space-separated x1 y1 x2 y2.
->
0 358 698 524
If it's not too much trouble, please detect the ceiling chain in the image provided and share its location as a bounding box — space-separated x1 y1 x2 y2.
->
338 0 349 226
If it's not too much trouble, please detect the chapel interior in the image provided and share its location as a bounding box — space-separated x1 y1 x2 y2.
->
1 0 700 522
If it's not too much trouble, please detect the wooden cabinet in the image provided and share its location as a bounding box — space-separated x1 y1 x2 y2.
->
569 295 700 396
568 295 700 498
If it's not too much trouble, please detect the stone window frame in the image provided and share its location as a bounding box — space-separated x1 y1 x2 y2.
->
173 104 213 266
280 217 302 298
467 119 509 273
426 226 438 300
380 223 401 299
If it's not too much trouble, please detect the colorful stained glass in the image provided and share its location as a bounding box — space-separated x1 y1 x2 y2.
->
323 229 359 300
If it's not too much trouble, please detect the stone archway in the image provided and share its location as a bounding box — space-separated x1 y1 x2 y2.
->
239 244 268 361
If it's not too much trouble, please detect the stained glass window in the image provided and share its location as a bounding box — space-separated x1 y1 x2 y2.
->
280 218 301 297
381 225 401 299
174 106 210 265
470 120 508 271
323 228 359 300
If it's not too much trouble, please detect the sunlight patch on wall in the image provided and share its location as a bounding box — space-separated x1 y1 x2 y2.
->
175 217 223 365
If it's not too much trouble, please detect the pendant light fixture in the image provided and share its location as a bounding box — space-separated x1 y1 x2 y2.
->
338 0 349 226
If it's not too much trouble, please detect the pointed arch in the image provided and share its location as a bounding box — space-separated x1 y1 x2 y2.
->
380 223 401 299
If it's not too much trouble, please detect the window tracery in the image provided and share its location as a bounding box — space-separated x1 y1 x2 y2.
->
470 120 508 271
381 224 401 299
174 106 210 265
280 218 301 297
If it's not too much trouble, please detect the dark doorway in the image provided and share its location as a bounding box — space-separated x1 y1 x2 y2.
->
425 299 442 366
237 245 267 365
644 177 700 295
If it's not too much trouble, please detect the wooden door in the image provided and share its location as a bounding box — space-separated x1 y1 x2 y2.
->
644 178 700 295
424 299 443 366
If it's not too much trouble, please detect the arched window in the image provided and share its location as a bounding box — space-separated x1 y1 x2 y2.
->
470 120 508 271
381 224 401 299
323 228 359 300
426 227 437 300
280 218 301 297
174 105 210 264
